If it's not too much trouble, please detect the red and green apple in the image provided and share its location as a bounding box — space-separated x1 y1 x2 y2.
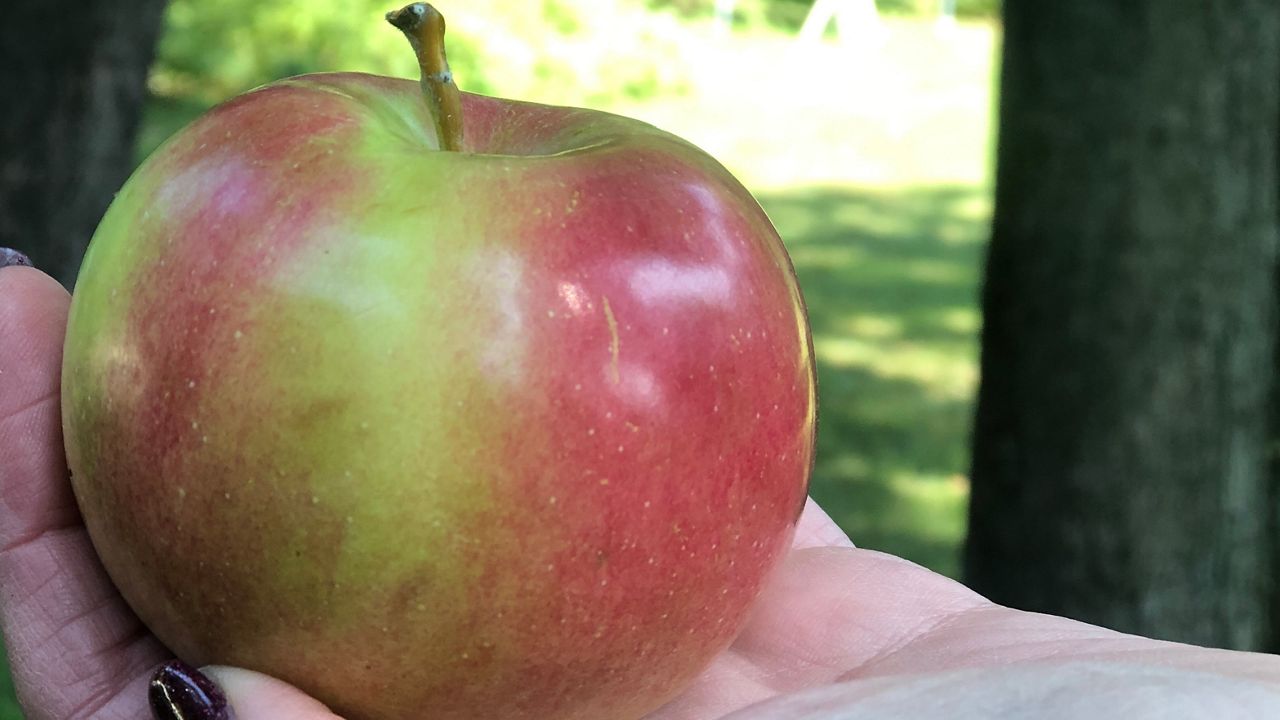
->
61 4 816 719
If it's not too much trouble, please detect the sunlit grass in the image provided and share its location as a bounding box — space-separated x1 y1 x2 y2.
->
607 20 997 191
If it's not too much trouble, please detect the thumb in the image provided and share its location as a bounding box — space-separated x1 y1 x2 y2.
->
150 661 343 719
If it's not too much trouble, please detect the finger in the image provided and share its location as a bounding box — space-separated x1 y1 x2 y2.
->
0 266 167 719
0 267 76 545
790 497 854 550
203 667 344 719
150 663 342 720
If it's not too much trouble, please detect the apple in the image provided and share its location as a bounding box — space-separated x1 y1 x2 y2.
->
61 4 816 719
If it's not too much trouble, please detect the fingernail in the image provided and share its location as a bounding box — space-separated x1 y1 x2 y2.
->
0 248 32 270
149 660 236 720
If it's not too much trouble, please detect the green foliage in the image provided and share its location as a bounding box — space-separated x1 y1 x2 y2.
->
749 0 810 31
957 0 1001 18
0 650 17 720
647 0 1000 29
878 0 1000 18
152 0 694 108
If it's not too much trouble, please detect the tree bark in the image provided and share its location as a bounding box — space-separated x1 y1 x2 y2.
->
1272 281 1280 652
0 0 168 287
965 0 1280 650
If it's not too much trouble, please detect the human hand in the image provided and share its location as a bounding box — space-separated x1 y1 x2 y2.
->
649 504 1280 718
3 256 1279 720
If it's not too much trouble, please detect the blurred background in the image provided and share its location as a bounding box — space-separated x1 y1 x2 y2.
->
5 0 1280 716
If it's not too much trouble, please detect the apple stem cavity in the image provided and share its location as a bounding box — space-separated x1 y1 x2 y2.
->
387 2 464 152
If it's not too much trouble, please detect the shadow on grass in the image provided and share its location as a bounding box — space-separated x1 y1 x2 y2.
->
760 185 990 578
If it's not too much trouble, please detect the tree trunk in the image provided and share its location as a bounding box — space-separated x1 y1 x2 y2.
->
0 0 168 287
965 0 1280 650
1272 281 1280 653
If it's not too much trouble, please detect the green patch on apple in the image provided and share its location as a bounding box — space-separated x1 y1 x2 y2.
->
62 4 816 719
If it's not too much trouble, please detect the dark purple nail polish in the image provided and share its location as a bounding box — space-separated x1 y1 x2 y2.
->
0 248 32 270
149 660 235 720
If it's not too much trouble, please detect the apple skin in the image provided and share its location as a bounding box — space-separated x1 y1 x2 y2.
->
62 72 816 720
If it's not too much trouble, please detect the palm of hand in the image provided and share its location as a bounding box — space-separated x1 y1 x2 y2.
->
3 267 1280 720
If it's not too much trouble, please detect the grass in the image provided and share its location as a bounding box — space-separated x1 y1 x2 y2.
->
766 185 986 576
0 669 14 720
0 17 996 716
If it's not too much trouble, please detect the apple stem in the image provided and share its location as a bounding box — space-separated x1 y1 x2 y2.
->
387 3 464 152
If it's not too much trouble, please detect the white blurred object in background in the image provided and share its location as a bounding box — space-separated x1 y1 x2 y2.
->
799 0 883 45
937 0 958 30
715 0 737 33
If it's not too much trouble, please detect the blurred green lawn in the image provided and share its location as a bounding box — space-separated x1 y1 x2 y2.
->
771 185 984 576
0 15 996 716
